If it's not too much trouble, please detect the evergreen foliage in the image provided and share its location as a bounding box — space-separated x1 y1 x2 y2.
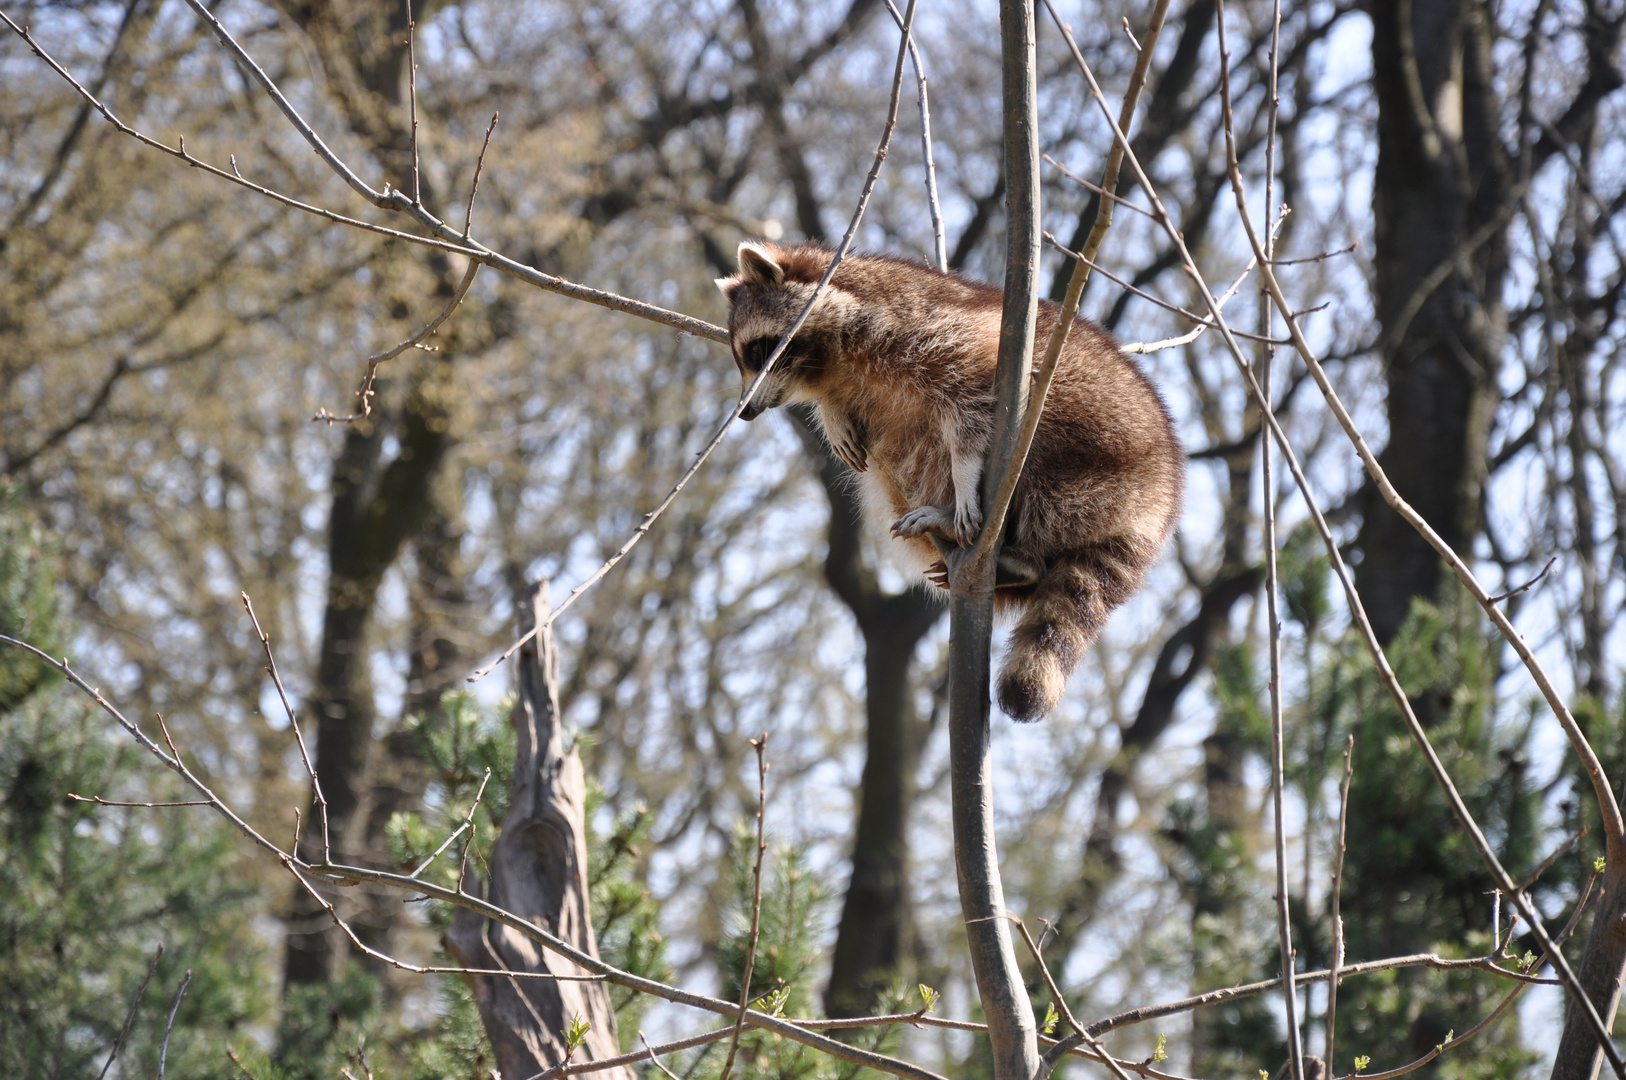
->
0 486 266 1079
1178 530 1550 1078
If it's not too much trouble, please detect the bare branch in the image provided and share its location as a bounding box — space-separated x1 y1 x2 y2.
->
313 260 481 425
0 13 726 343
465 111 499 238
1009 918 1133 1080
97 944 163 1080
1325 736 1354 1074
408 766 491 880
880 0 945 270
71 794 211 808
158 969 192 1080
719 734 770 1080
405 0 421 207
242 592 328 860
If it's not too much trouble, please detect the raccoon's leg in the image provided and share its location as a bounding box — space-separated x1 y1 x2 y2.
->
994 549 1043 588
820 407 868 473
995 543 1150 721
893 415 987 546
944 413 986 545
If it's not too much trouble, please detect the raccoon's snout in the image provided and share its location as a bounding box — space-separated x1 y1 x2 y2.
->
738 381 786 420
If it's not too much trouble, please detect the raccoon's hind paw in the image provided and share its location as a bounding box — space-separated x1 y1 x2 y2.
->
926 560 950 590
891 505 954 543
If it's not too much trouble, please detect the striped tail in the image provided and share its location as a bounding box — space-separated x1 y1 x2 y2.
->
995 544 1148 721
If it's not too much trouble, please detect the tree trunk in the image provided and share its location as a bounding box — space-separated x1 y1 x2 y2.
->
445 583 630 1080
779 408 944 1019
284 387 452 987
1356 0 1507 644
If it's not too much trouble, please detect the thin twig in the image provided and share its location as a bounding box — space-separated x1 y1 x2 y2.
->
1518 824 1587 892
639 1032 686 1080
242 593 329 861
880 0 946 270
313 259 481 424
468 0 922 683
158 970 192 1080
285 858 604 982
409 766 491 879
1255 0 1303 1072
1042 235 1289 345
1270 242 1357 267
1120 218 1285 355
1043 154 1156 221
1488 555 1557 603
465 111 499 238
405 0 420 207
97 944 163 1080
1325 736 1353 1074
71 794 211 807
719 735 770 1080
1010 918 1134 1080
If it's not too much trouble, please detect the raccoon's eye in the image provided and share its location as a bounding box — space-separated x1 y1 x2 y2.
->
742 338 774 373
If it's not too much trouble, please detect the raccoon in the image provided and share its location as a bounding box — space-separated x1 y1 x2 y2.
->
715 241 1185 721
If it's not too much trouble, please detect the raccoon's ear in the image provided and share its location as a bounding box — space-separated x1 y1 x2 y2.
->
737 242 785 288
714 276 740 305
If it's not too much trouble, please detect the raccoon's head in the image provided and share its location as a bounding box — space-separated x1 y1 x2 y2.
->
714 241 840 420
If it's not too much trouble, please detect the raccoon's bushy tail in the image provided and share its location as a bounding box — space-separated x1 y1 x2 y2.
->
996 545 1147 722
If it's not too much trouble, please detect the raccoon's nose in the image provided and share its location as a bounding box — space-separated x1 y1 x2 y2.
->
739 398 764 421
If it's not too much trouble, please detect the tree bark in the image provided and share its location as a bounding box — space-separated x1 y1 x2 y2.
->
445 583 630 1080
284 385 453 987
1356 0 1508 644
794 411 942 1018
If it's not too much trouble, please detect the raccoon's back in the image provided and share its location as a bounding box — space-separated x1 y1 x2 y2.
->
1006 317 1183 555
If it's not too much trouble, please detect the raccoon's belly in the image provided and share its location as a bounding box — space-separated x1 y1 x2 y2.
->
856 469 942 577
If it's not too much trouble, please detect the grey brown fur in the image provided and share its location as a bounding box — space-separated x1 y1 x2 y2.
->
716 241 1185 721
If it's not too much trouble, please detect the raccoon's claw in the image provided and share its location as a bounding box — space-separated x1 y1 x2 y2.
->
891 505 953 541
927 560 950 589
823 412 868 473
831 440 867 473
953 507 984 547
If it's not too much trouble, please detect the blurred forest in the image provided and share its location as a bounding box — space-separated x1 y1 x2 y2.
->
2 0 1625 1077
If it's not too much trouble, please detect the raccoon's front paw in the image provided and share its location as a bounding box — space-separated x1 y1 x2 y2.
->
926 560 951 590
829 436 867 474
823 412 868 473
891 505 953 541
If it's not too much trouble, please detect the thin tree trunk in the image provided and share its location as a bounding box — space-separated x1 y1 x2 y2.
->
445 583 630 1080
945 3 1041 1078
